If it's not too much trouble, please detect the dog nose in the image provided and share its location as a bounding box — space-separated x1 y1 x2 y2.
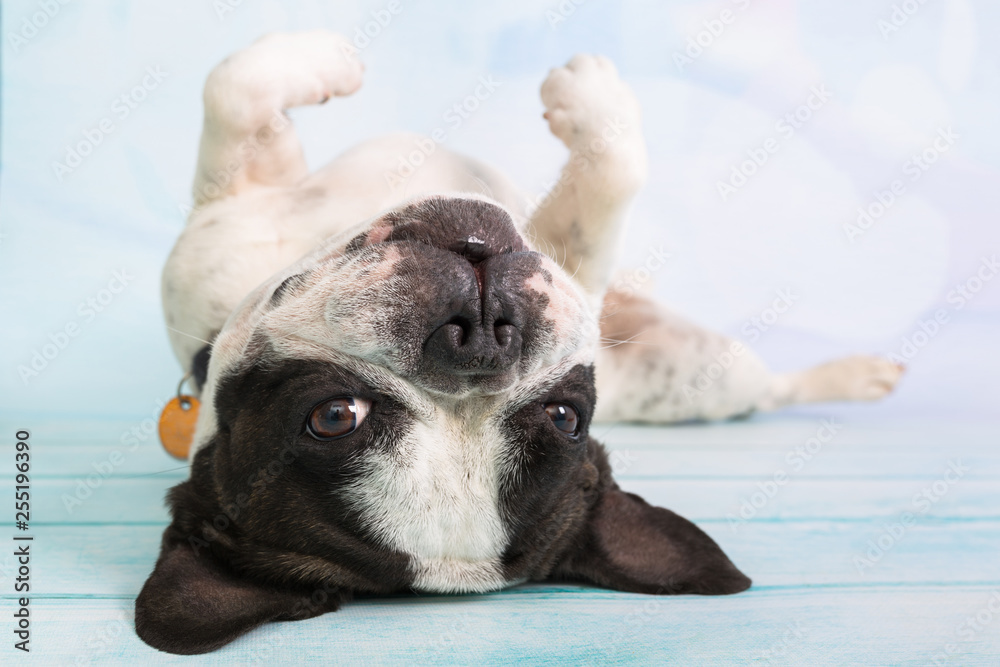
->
375 197 528 257
423 254 525 376
368 196 543 383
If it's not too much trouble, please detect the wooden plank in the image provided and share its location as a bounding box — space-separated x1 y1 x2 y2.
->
609 448 999 481
2 520 997 597
4 475 995 525
20 588 1000 664
3 416 997 488
2 415 997 449
0 444 185 480
630 477 1000 522
4 438 999 481
596 418 1000 450
1 416 995 663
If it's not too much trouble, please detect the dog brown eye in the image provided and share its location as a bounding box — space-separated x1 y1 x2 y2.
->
307 397 370 440
544 403 579 436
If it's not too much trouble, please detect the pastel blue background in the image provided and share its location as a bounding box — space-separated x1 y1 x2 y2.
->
1 0 998 420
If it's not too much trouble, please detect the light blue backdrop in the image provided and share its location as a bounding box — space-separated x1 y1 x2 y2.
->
2 0 998 422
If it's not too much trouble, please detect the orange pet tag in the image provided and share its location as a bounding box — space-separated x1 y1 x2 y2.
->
159 394 200 460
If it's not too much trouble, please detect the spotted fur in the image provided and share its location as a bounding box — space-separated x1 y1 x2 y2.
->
138 31 897 655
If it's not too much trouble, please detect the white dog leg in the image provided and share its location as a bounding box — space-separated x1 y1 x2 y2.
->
760 356 906 410
594 290 905 422
164 31 363 370
525 55 648 310
193 30 363 207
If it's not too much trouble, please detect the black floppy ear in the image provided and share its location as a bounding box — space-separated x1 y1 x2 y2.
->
135 537 339 654
552 483 751 596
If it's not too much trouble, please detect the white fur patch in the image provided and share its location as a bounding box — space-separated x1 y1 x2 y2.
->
341 407 512 593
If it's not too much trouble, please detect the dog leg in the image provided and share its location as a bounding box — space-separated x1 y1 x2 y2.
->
525 55 648 310
165 31 362 373
759 356 906 410
594 289 904 422
193 31 363 207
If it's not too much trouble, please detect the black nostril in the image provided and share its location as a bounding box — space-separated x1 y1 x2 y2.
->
495 321 515 348
420 251 529 380
441 321 466 348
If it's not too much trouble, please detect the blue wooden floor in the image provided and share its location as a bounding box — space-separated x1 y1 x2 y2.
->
2 414 998 665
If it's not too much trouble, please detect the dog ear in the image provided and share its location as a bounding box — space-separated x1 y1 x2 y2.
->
551 482 751 596
135 536 339 654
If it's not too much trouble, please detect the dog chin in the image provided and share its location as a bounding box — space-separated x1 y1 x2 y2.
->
410 557 513 594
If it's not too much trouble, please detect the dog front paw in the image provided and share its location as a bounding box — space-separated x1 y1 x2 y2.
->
254 30 364 105
209 30 364 113
540 54 642 154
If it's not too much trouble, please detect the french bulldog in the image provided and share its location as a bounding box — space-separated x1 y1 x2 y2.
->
136 31 902 654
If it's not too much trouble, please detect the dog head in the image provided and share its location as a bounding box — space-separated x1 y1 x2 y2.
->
136 195 750 654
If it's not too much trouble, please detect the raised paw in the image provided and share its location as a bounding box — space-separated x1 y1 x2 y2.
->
208 30 364 115
540 54 643 154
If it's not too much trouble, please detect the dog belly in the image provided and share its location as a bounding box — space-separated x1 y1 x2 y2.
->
163 133 525 376
306 133 526 218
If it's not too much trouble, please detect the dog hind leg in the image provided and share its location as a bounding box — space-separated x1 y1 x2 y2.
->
758 356 905 411
594 289 904 423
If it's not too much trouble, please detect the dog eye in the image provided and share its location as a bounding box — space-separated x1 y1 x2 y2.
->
544 403 580 437
307 397 371 440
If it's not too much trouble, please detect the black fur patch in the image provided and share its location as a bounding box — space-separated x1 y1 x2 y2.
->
497 363 600 581
338 197 556 395
136 353 415 654
139 194 751 655
269 271 310 307
191 343 213 391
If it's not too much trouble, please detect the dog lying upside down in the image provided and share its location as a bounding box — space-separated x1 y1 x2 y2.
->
136 31 902 654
